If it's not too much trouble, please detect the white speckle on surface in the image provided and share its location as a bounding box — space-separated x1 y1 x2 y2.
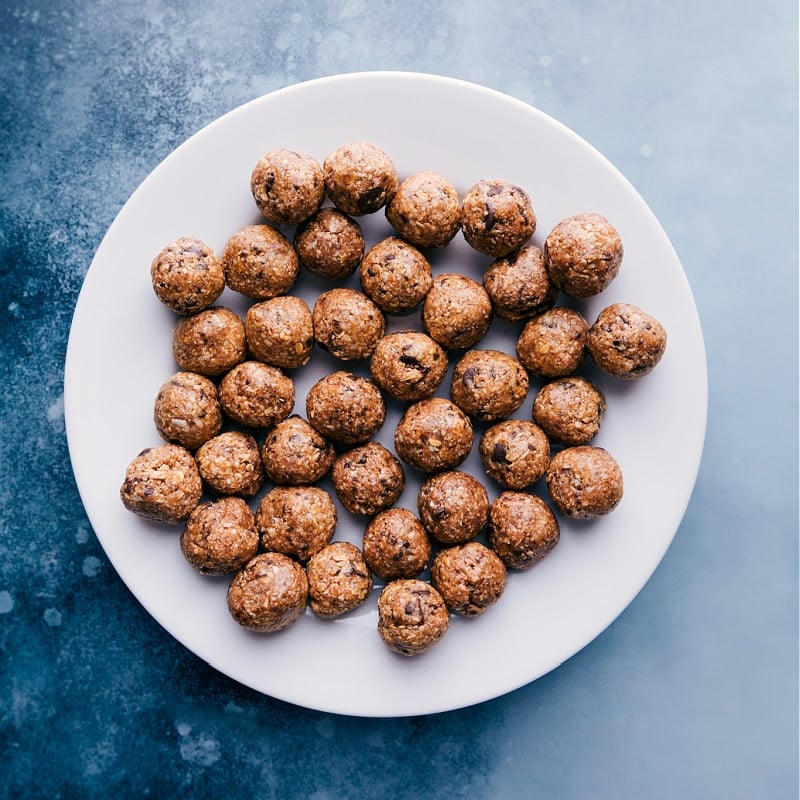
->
179 732 221 767
290 12 302 23
539 54 552 67
46 394 64 422
316 717 335 739
640 143 654 158
176 721 192 737
76 523 90 544
339 0 366 19
82 555 102 577
7 301 20 316
44 607 62 626
0 590 14 613
580 54 591 65
543 78 552 87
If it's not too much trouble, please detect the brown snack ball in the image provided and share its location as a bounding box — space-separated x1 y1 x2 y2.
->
245 295 314 370
546 446 623 519
218 361 294 429
431 542 507 616
150 237 225 315
180 497 259 575
450 349 529 422
417 470 489 544
479 420 550 490
172 307 246 377
260 415 335 486
369 330 448 402
306 542 372 619
255 485 337 562
226 552 308 633
483 244 558 321
221 224 299 300
488 491 560 569
461 180 536 257
532 377 606 446
362 508 431 581
544 212 623 298
385 171 461 248
120 443 202 524
323 141 398 216
294 207 365 280
586 302 667 379
394 397 473 473
312 288 386 361
250 148 325 225
195 431 264 497
331 442 405 516
153 371 222 450
516 307 588 378
377 579 449 656
422 273 493 350
359 237 433 314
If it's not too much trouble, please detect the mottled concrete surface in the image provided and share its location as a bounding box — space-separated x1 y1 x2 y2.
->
1 1 797 798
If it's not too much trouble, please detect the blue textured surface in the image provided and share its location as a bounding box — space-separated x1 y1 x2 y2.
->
1 1 797 797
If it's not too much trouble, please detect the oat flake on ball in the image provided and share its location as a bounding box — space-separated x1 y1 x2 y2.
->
250 148 325 226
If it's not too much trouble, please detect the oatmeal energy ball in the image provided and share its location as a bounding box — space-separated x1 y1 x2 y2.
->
488 492 560 570
369 330 448 402
532 376 606 446
483 244 558 321
332 441 405 516
313 288 386 361
323 141 398 216
422 273 493 350
362 508 431 581
260 415 335 486
172 307 246 377
431 541 507 616
377 579 450 656
461 179 536 257
245 295 314 370
516 307 588 378
151 236 225 315
385 171 461 248
153 371 222 450
294 207 365 280
306 542 372 619
218 361 294 429
359 237 433 315
546 446 623 519
195 430 264 497
450 349 529 422
479 419 550 490
417 470 489 544
250 148 325 225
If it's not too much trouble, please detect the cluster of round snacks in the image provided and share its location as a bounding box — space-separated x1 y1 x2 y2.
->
121 140 668 658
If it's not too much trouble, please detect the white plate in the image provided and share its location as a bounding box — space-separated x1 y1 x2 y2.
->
65 72 707 717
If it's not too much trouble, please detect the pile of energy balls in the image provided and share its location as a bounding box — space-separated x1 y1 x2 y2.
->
120 142 667 657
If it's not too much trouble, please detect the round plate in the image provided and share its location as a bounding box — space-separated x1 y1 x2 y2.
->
65 72 707 717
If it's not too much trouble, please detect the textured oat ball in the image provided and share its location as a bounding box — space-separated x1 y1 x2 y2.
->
422 273 493 350
218 361 294 429
417 470 489 544
385 171 461 248
586 302 667 379
516 307 588 378
120 443 202 524
255 485 337 562
294 207 365 280
195 431 264 497
359 237 434 314
150 237 225 315
332 442 405 516
260 415 335 486
488 492 560 569
153 371 222 450
227 552 308 633
461 180 536 257
377 579 449 656
305 371 386 446
180 497 259 575
546 446 623 519
544 212 623 298
369 330 448 402
479 420 550 490
450 349 529 422
250 148 325 225
532 377 606 446
394 398 473 473
245 295 314 370
172 307 246 377
363 508 431 581
431 542 507 616
323 141 397 216
306 542 372 619
312 288 386 361
483 244 558 321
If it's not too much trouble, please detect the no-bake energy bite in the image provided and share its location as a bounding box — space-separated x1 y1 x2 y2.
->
362 508 431 581
260 415 335 486
516 306 588 378
385 171 461 248
153 371 222 450
461 179 536 257
245 295 315 370
422 273 493 350
218 361 295 429
294 207 365 280
306 541 372 619
323 141 398 216
377 579 450 656
450 349 529 422
431 541 507 616
172 307 246 377
195 430 264 497
331 442 405 516
369 330 448 402
359 237 433 315
482 244 558 321
312 288 386 361
479 419 550 490
546 446 623 519
250 148 325 225
417 470 489 544
532 376 606 446
488 491 560 569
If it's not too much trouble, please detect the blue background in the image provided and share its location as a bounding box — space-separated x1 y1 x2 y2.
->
1 1 797 797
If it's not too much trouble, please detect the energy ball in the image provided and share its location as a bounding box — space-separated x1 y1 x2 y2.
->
305 371 386 446
359 237 433 314
255 485 337 562
479 420 550 490
120 443 202 524
417 470 489 544
195 430 264 497
483 244 558 321
532 377 606 446
172 307 246 377
227 552 308 633
294 207 365 280
221 224 299 301
431 542 507 616
586 302 667 379
362 508 431 581
306 542 372 619
488 492 560 569
377 579 449 656
250 148 325 225
450 349 529 422
332 442 405 516
546 446 624 519
312 288 386 361
245 295 314 370
260 415 335 486
422 273 493 350
218 361 294 429
153 371 222 450
323 141 397 216
544 212 623 298
385 171 461 248
150 236 225 315
394 397 473 473
180 497 259 575
370 330 448 402
461 179 536 257
516 307 588 378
